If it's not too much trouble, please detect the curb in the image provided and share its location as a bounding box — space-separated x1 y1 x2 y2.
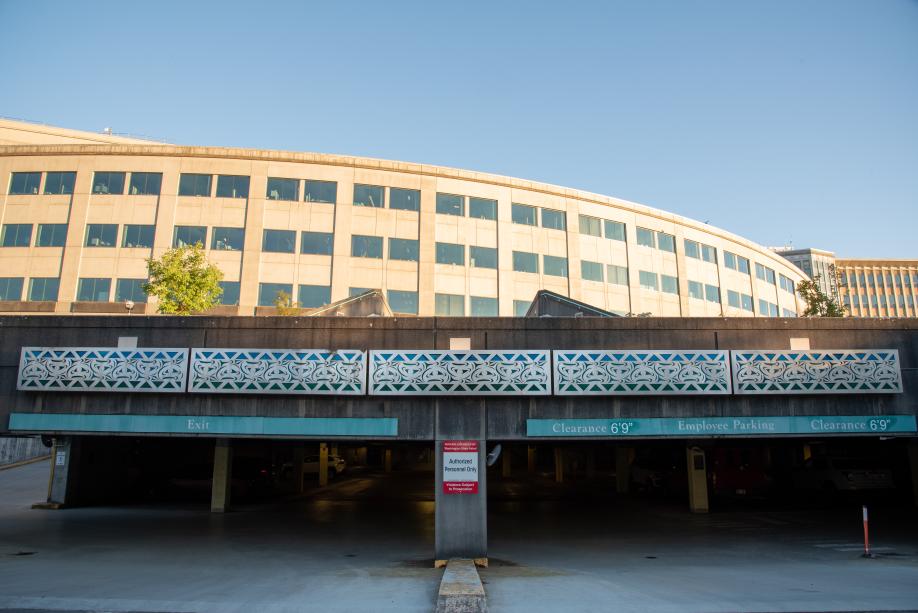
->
436 558 487 613
0 454 50 472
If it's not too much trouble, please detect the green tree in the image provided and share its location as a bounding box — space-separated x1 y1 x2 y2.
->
273 290 301 316
143 243 223 314
797 274 845 317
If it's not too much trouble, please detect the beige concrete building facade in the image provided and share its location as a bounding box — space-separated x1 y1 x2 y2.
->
0 119 805 317
837 259 918 318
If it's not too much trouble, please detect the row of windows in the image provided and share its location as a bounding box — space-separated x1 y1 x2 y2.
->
684 239 717 263
638 271 679 294
687 280 721 304
510 204 566 230
847 293 917 308
636 227 676 253
580 261 629 286
578 215 626 242
0 276 146 303
841 271 917 288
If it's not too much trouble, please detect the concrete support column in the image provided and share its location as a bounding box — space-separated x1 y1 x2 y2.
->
384 448 393 473
553 447 564 483
292 447 305 493
615 446 631 494
686 446 709 514
501 446 511 478
908 439 918 507
45 436 80 507
211 439 233 513
318 443 329 487
527 446 536 474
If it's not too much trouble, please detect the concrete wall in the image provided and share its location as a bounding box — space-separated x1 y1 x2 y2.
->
0 435 47 465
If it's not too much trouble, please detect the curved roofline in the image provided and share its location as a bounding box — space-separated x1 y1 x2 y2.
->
0 143 803 276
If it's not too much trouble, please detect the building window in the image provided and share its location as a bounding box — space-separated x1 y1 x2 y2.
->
351 235 383 259
541 208 566 230
218 281 240 306
579 215 602 237
435 293 465 316
262 229 296 253
121 224 155 248
607 264 628 286
470 246 497 269
728 290 740 308
724 251 750 274
436 242 465 266
211 227 244 251
350 287 374 297
636 227 655 248
782 308 796 317
92 171 125 195
661 274 678 294
298 285 331 308
389 238 419 262
0 277 24 301
9 172 42 195
173 226 206 248
77 278 111 302
688 280 704 300
470 296 498 316
581 260 604 282
128 172 162 196
543 255 568 278
85 224 118 247
35 224 67 248
1 224 32 247
755 263 776 284
301 231 334 255
511 203 537 226
28 278 59 301
513 251 539 274
741 293 754 312
469 197 497 220
388 290 419 314
43 171 76 195
758 299 779 317
178 173 212 197
390 187 419 211
705 284 720 303
216 175 250 198
266 177 298 201
436 193 464 216
353 184 385 208
779 274 795 293
639 270 658 291
604 220 626 241
513 300 530 317
684 240 700 259
656 232 676 253
258 283 293 307
701 244 716 263
304 180 336 204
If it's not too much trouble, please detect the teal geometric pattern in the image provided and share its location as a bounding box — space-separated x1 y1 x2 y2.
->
732 350 902 394
189 349 366 395
17 347 188 392
370 350 551 395
554 350 731 395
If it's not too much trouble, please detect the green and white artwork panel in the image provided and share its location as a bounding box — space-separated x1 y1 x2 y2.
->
17 347 189 392
731 350 902 394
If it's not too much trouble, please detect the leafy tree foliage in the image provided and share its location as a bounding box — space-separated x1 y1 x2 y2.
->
143 243 223 314
273 290 302 316
797 274 845 317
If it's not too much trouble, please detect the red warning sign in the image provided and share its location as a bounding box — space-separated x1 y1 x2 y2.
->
442 440 479 494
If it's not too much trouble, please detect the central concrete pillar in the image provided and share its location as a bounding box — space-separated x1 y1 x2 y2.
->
384 448 393 473
527 445 536 474
553 447 564 483
501 446 511 478
908 439 918 507
435 399 487 565
211 438 233 513
41 436 80 508
318 443 329 487
615 446 631 494
686 446 709 513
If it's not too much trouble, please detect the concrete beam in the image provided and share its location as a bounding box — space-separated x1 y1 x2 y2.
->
211 439 233 513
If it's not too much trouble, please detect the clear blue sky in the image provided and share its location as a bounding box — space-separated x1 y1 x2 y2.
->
2 0 916 259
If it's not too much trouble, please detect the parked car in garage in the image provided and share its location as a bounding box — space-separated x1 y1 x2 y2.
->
792 456 894 491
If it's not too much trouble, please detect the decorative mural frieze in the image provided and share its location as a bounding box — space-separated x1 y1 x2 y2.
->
188 349 366 395
731 350 902 394
17 347 188 392
369 350 551 395
553 350 732 395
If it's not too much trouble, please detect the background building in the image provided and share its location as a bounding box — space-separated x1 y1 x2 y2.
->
771 247 839 300
0 119 805 317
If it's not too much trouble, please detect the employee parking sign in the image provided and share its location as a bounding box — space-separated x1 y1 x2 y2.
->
442 440 479 494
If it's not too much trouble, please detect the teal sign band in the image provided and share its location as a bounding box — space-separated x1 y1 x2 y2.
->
8 412 398 437
527 415 917 438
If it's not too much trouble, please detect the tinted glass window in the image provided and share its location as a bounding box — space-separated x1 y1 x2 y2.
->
258 283 293 307
266 177 298 201
9 172 42 195
43 171 76 195
604 220 625 241
513 300 530 317
301 231 334 255
701 244 716 263
741 293 754 311
92 172 125 195
0 277 24 301
469 246 497 269
122 224 155 248
727 290 740 308
28 277 60 301
684 239 700 259
129 172 162 196
85 224 117 247
435 293 465 316
582 260 603 282
351 235 383 258
36 224 67 247
541 209 566 230
511 203 537 226
543 255 568 277
77 278 111 302
513 251 538 273
657 232 676 253
173 226 206 248
579 215 601 237
705 284 721 303
211 227 244 251
436 242 465 265
688 280 704 299
607 264 628 286
262 229 296 253
636 227 655 247
469 198 497 220
436 193 464 216
390 188 420 211
389 238 419 261
298 285 332 308
1 224 32 247
388 290 419 314
350 287 373 297
216 175 250 198
178 173 212 197
218 281 241 305
114 278 147 303
304 180 336 203
354 184 385 207
470 296 498 316
661 274 679 294
639 270 658 291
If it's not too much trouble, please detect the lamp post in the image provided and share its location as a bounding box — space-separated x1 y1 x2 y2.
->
124 300 135 316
